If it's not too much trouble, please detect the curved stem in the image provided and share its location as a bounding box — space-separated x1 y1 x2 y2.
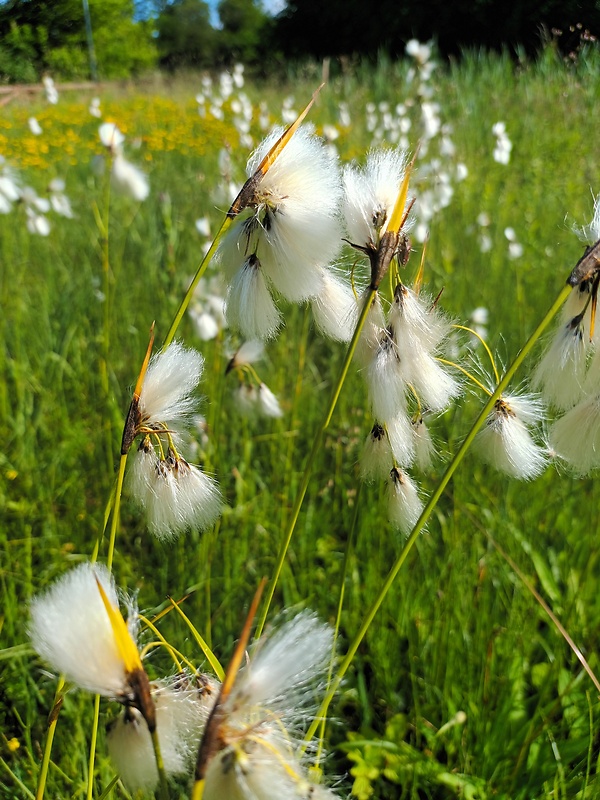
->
162 216 232 350
305 282 572 742
256 288 378 638
106 453 127 570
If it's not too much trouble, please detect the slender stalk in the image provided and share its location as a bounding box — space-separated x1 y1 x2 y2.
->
256 288 377 638
305 282 572 742
35 678 65 800
98 167 114 475
162 216 232 350
150 728 169 800
314 482 362 765
106 453 128 570
86 694 102 800
1 757 35 799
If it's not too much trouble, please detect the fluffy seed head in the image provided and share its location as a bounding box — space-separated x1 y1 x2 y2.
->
310 268 359 342
475 394 547 480
29 562 134 698
108 676 218 792
548 392 600 475
226 255 282 340
342 147 410 248
387 467 423 536
138 342 205 432
129 445 223 540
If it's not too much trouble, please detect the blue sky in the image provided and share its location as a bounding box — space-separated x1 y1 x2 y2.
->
206 0 286 27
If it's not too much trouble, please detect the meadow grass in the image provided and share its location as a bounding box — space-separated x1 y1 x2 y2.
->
1 47 600 799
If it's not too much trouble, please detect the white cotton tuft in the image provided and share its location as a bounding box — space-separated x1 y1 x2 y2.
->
191 309 220 341
226 256 282 341
139 341 204 430
257 383 283 418
573 193 600 245
229 611 333 717
199 611 339 800
129 447 223 540
386 410 417 467
389 283 452 353
411 416 436 471
360 423 393 481
29 563 129 697
365 329 410 423
532 286 591 410
310 269 358 342
229 339 265 370
99 122 125 151
112 154 150 201
354 290 387 367
241 126 344 302
549 392 600 475
409 348 461 412
342 147 409 248
387 467 423 536
475 394 547 480
234 383 259 417
107 680 217 792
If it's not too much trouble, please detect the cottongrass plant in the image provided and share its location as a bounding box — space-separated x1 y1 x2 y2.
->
193 592 338 800
24 81 599 800
123 340 223 540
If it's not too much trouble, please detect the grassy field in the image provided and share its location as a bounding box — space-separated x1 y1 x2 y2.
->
2 45 600 800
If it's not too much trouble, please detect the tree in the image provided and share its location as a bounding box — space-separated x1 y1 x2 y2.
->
156 0 217 69
0 0 157 82
217 0 270 64
273 0 600 60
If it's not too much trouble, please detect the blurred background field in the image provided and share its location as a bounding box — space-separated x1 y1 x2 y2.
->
2 41 600 799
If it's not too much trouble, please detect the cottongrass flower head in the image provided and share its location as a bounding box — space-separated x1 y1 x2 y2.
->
219 124 344 340
492 121 512 165
548 390 600 475
129 443 223 541
360 423 393 481
108 674 219 793
532 283 592 410
475 393 548 480
29 562 154 726
387 467 424 536
135 342 204 434
310 268 358 342
196 610 338 800
123 341 223 539
342 147 409 251
98 122 149 201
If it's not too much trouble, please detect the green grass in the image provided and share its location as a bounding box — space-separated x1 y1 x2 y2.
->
2 46 600 799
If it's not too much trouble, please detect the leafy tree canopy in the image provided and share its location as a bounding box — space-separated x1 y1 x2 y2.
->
0 0 157 82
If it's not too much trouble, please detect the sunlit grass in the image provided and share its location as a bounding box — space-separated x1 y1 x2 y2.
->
2 48 600 799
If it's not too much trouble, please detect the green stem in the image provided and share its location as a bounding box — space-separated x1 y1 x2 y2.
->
162 216 233 350
150 727 169 800
99 168 113 475
305 282 572 742
314 482 362 764
106 453 128 570
256 288 378 638
35 678 65 800
86 694 102 800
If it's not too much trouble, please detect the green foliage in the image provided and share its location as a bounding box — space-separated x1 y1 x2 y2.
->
156 0 217 69
0 0 157 82
217 0 271 64
2 49 600 799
